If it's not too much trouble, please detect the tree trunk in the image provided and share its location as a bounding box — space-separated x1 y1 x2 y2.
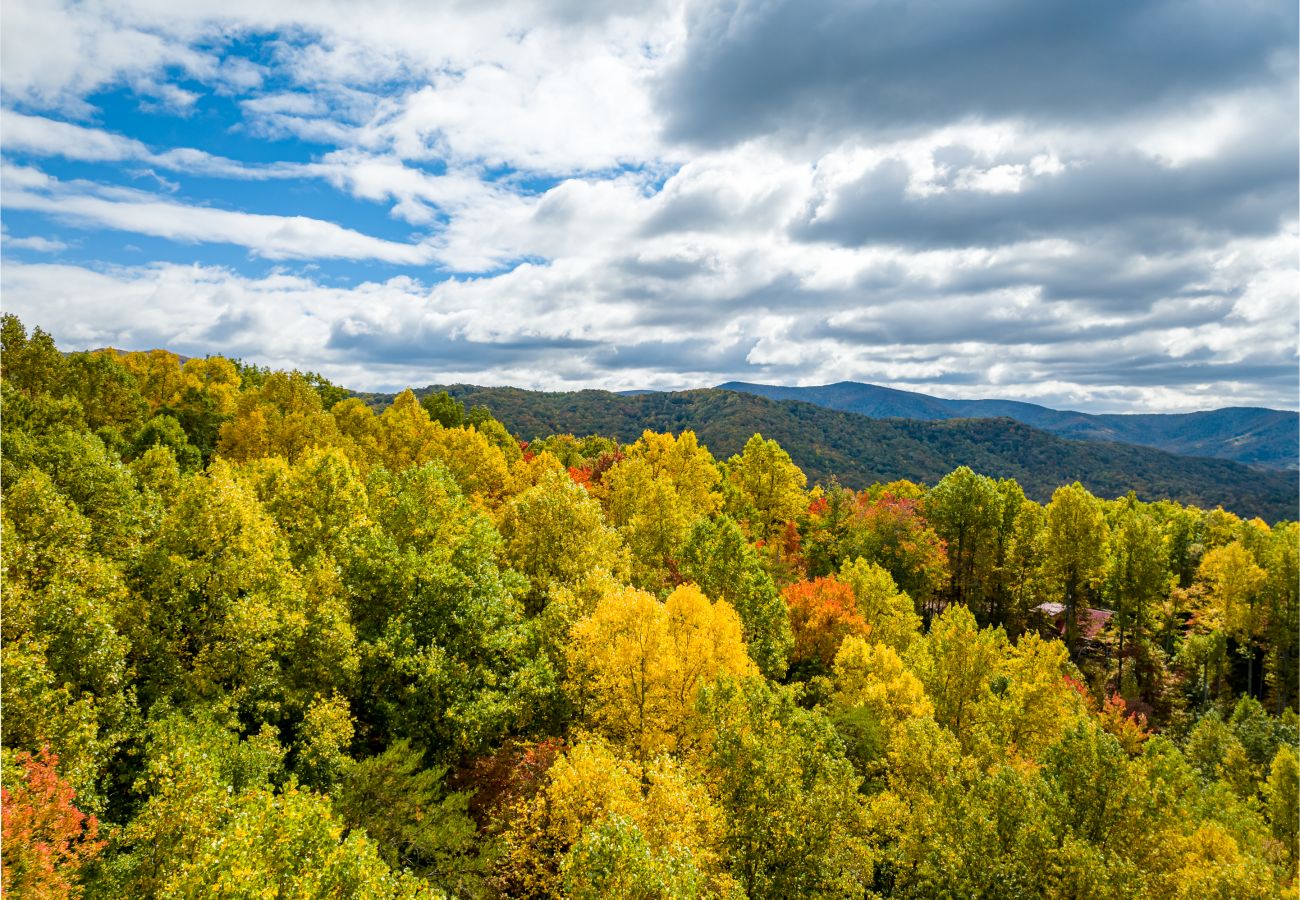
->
1116 615 1125 694
1064 572 1079 655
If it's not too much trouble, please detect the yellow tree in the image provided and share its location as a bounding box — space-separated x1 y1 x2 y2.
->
627 430 721 515
1198 542 1268 696
602 431 720 590
497 740 735 899
603 458 692 591
373 391 511 503
1265 744 1298 874
1043 482 1109 653
257 446 370 565
831 636 933 735
419 422 511 507
218 372 340 463
180 356 241 417
120 349 185 410
507 449 567 494
838 557 922 653
970 632 1085 763
377 390 439 472
331 398 384 471
569 584 755 762
906 604 1007 749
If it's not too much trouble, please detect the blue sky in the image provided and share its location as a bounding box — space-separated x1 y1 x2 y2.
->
1 0 1296 411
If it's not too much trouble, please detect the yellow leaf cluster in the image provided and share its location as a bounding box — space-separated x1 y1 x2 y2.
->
570 584 756 762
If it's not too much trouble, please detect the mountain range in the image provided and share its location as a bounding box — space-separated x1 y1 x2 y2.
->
716 381 1298 471
387 385 1300 522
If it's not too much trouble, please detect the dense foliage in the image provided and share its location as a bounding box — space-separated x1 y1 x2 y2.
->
3 315 1297 898
371 384 1299 521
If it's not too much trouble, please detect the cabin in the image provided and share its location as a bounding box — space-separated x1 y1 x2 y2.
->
1032 601 1113 642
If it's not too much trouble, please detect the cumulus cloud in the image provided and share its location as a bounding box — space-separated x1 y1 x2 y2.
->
0 0 1295 412
793 125 1295 255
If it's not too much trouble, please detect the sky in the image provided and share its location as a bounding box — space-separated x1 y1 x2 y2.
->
1 0 1296 412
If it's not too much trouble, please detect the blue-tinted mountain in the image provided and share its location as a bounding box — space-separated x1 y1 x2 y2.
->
717 381 1298 470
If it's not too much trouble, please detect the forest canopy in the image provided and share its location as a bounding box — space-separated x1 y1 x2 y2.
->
2 315 1297 899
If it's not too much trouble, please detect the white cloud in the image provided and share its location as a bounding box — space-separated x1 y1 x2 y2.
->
3 216 1294 412
2 165 434 263
0 1 219 114
0 226 67 252
0 0 1294 412
1 109 149 160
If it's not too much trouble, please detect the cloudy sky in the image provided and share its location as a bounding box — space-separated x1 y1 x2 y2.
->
1 0 1296 411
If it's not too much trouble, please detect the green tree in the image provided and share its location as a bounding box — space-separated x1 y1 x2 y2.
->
1043 483 1109 654
346 462 552 761
2 472 135 806
561 814 712 900
334 738 481 893
421 390 466 428
700 677 873 899
100 712 433 898
1104 495 1169 696
724 434 807 544
925 467 1002 619
63 351 148 434
132 459 353 722
131 414 202 472
680 515 793 679
1 314 68 396
1001 498 1048 635
497 468 626 612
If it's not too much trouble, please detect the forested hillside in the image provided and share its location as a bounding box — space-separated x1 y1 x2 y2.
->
719 381 1300 470
381 385 1299 521
4 316 1298 898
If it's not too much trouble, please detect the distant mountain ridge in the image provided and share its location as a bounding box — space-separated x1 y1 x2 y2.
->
382 384 1299 521
717 381 1299 470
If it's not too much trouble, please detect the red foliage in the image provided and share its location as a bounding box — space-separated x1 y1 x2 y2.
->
454 738 566 829
1 747 105 899
567 465 593 490
807 496 830 517
1062 674 1092 701
587 450 625 486
780 520 804 565
845 491 948 601
782 575 870 670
